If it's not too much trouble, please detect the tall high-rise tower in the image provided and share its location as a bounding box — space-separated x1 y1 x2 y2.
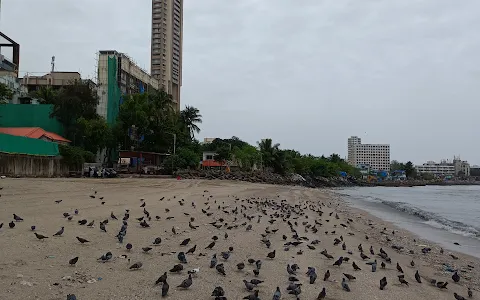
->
151 0 183 111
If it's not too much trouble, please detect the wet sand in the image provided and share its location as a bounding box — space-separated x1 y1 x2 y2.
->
0 178 477 300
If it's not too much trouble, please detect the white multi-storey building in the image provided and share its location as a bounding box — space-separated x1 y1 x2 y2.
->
416 157 470 177
347 136 390 171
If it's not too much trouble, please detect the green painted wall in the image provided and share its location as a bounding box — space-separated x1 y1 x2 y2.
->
0 104 64 135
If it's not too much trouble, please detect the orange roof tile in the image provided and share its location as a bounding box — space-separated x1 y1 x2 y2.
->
202 160 226 167
0 127 70 143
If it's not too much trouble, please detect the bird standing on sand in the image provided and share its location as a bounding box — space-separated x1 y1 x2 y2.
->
34 232 48 240
67 294 76 300
13 214 23 221
129 262 143 270
162 280 169 297
177 274 193 289
341 278 350 292
396 262 404 273
323 270 330 281
398 275 409 286
210 254 217 268
272 286 281 300
76 236 89 244
8 221 15 228
380 276 387 290
178 251 187 263
155 272 167 285
69 257 79 266
415 270 422 283
317 287 326 299
468 288 472 298
452 271 460 283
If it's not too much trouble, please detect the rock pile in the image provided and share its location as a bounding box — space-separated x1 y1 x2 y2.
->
175 169 362 188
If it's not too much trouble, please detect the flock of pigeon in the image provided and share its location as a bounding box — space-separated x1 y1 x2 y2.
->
0 184 476 300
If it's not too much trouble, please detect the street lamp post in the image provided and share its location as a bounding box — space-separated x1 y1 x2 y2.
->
166 132 177 173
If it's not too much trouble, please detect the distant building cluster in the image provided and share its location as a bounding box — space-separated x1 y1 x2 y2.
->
347 136 390 171
415 157 470 177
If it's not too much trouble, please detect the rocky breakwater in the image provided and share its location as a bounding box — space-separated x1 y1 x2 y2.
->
175 169 363 188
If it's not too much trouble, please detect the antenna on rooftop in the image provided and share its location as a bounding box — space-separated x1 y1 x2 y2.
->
51 56 55 73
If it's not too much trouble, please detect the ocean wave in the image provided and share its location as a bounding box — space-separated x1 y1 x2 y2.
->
380 200 480 239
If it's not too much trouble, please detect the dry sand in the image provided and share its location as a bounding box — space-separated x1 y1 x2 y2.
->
0 178 478 300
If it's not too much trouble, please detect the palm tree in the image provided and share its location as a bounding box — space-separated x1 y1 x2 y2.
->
180 105 202 138
257 138 280 169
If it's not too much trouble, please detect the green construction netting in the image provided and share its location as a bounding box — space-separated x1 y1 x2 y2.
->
0 104 64 135
0 133 59 156
107 56 121 124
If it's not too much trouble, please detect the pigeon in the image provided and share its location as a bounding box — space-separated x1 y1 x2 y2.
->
76 236 89 244
9 221 15 228
30 225 36 231
13 214 23 221
273 286 281 300
380 276 387 290
415 270 422 283
221 251 230 260
100 222 107 232
216 263 226 276
287 264 296 275
309 268 317 284
212 286 225 297
436 281 448 289
169 264 183 273
210 254 217 268
333 257 343 267
250 279 263 286
129 262 143 270
410 260 415 267
243 290 260 300
34 232 48 240
343 273 356 281
186 245 197 254
237 262 245 270
396 262 404 273
455 293 467 300
323 270 330 281
153 237 162 245
452 271 460 283
69 257 79 266
180 238 191 246
98 251 113 262
162 280 169 297
267 250 276 259
317 287 326 299
67 294 77 300
205 241 215 249
177 274 193 289
155 272 167 285
178 251 187 263
55 199 62 204
142 247 153 253
468 288 472 298
111 212 117 220
243 279 255 291
341 278 350 292
398 276 409 286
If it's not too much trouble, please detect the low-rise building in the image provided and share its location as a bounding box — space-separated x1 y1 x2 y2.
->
416 157 470 177
19 72 81 93
0 127 70 145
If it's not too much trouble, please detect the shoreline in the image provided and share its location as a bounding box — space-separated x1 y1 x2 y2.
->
0 178 478 299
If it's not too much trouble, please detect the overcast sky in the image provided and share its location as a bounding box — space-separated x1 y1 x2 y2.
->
2 0 480 164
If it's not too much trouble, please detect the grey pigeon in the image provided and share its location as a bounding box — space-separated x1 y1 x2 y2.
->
162 280 169 297
243 279 254 291
66 294 76 300
210 254 217 268
53 227 64 236
273 286 281 300
341 278 350 292
177 274 193 289
216 263 226 276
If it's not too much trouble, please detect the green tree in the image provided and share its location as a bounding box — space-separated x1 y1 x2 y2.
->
0 82 13 103
180 105 202 139
50 81 99 141
31 86 57 104
257 138 280 170
76 117 109 154
404 161 416 178
233 144 260 170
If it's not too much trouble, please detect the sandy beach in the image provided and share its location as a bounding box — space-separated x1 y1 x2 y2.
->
0 178 478 300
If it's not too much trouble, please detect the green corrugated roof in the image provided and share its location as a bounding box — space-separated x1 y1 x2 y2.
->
0 133 59 156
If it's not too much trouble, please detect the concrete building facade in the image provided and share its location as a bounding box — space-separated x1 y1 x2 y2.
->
415 157 470 177
19 72 81 93
347 136 390 171
97 50 161 123
151 0 182 111
0 73 28 103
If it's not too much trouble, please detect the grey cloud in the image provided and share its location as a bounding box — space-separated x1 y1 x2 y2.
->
2 0 480 163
